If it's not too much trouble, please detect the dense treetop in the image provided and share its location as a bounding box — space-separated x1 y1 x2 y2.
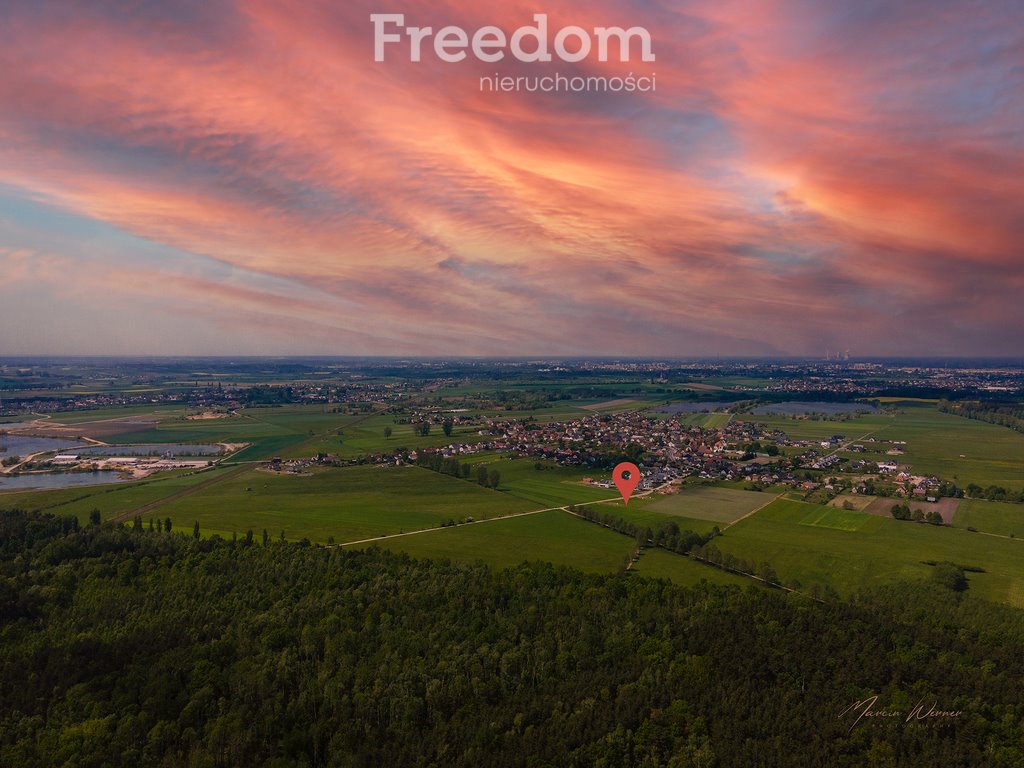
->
1 509 1022 767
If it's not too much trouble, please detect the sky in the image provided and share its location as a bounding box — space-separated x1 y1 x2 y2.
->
0 0 1022 357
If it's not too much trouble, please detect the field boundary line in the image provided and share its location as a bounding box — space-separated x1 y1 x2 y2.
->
723 491 786 530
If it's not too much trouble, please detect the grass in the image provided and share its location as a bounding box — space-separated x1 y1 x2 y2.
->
714 498 1024 606
644 486 770 524
159 465 535 543
888 406 1024 488
827 494 875 511
630 548 761 589
362 509 633 573
953 499 1024 538
798 506 870 532
484 459 617 507
580 500 720 536
739 404 1024 488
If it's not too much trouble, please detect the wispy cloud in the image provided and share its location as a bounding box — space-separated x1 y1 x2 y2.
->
0 0 1021 355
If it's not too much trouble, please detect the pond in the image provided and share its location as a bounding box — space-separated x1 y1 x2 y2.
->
0 471 131 492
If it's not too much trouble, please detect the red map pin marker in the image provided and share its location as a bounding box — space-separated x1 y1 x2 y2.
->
613 462 641 505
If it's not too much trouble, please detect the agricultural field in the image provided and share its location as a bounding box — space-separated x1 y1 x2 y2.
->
279 412 490 460
734 410 894 441
826 493 875 511
645 485 771 524
862 496 960 524
581 499 719 536
886 406 1024 488
954 498 1024 538
157 465 535 543
741 403 1024 488
362 509 633 573
714 498 1024 606
480 459 616 507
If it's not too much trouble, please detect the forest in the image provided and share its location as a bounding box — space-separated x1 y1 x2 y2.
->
1 509 1022 767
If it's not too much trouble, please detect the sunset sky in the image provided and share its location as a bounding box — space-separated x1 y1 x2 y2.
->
1 0 1022 357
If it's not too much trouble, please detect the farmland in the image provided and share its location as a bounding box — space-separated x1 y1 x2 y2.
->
1 358 1022 607
712 498 1024 606
361 509 633 572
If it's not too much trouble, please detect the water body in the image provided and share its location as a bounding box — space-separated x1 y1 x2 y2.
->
78 443 223 457
654 402 732 414
0 471 130 492
0 435 90 457
752 401 878 416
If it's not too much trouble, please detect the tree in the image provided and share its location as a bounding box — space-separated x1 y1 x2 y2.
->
263 528 269 547
132 516 143 532
442 419 453 437
384 426 393 439
488 469 500 489
193 521 201 540
932 562 968 591
88 509 101 527
164 517 172 533
245 529 254 545
758 562 778 584
476 466 489 487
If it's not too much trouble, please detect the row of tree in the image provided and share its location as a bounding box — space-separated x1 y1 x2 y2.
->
414 451 500 489
890 503 944 524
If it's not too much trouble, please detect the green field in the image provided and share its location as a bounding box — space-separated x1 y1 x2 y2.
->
740 404 1024 488
798 505 871 531
576 500 717 536
954 499 1024 538
645 486 770 524
362 509 633 572
484 459 617 507
889 407 1024 488
629 548 760 588
157 465 535 543
714 498 1024 606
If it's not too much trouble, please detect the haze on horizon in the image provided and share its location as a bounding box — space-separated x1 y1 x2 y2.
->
1 0 1022 358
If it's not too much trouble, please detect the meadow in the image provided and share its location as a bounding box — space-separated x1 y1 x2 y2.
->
714 497 1024 606
953 498 1024 538
741 404 1024 488
156 465 535 543
360 509 633 572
